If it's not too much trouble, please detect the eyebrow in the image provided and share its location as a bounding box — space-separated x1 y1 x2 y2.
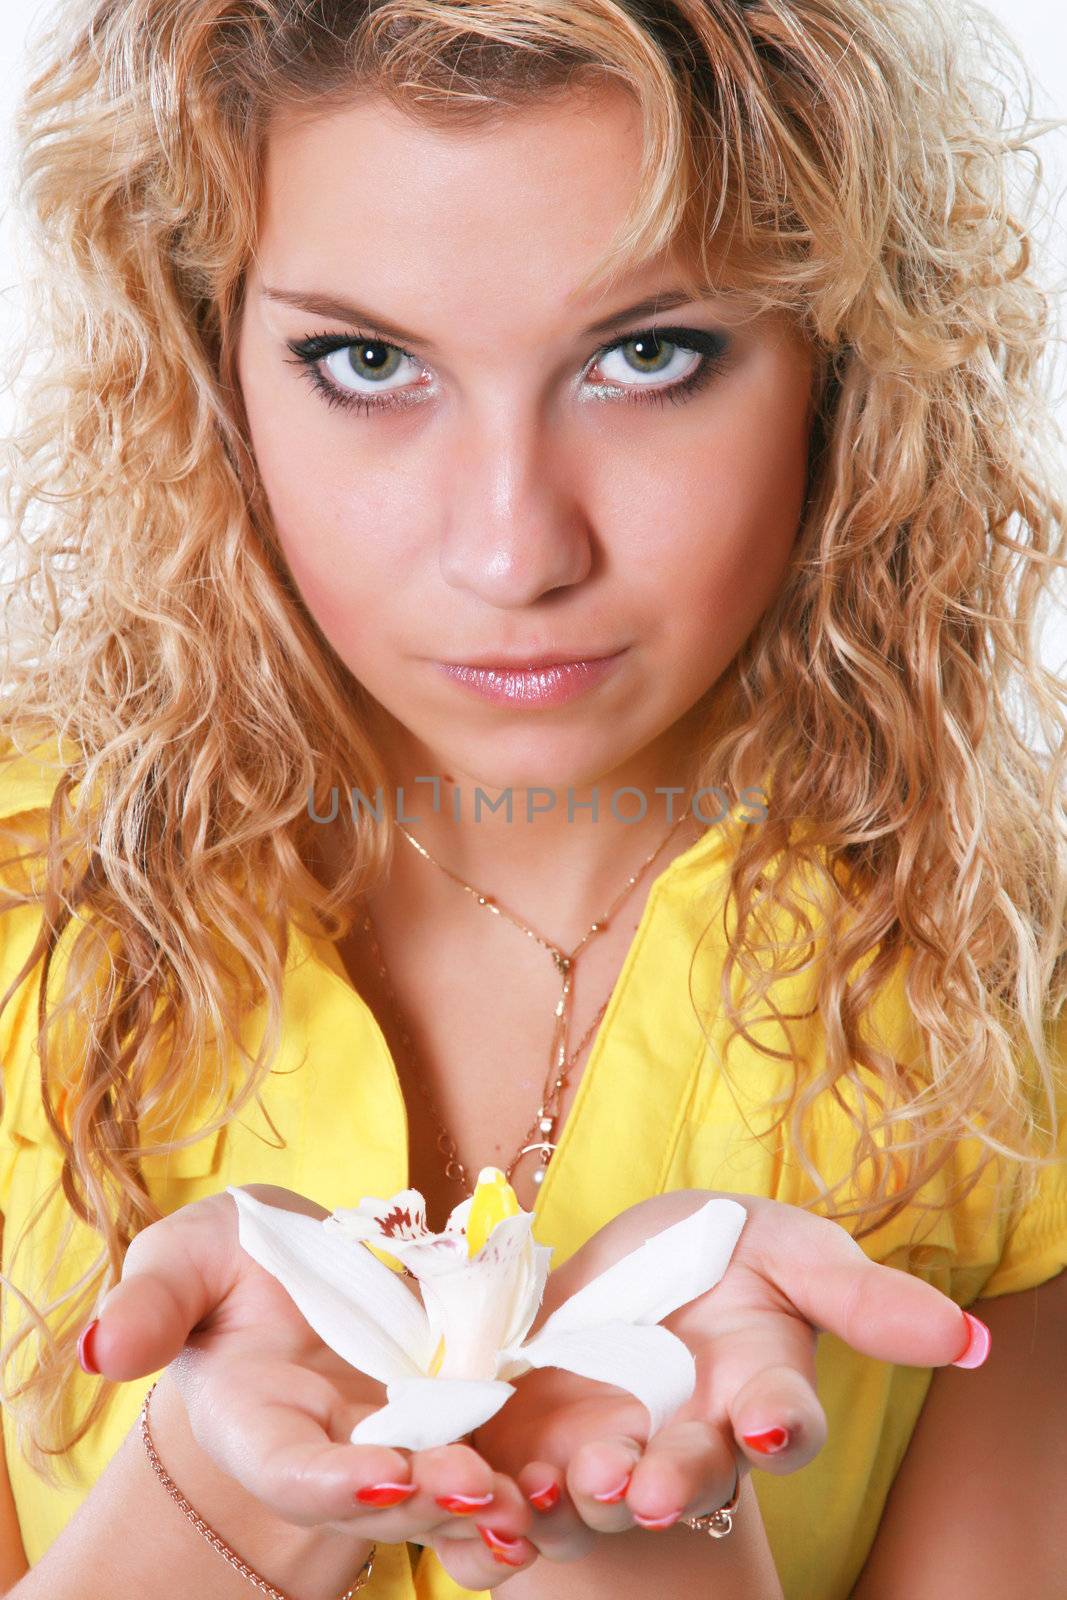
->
260 285 713 348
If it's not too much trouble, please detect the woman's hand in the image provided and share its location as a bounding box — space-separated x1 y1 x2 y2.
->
83 1184 541 1589
470 1188 983 1561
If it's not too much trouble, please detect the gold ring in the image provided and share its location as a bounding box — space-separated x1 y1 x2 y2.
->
681 1466 742 1539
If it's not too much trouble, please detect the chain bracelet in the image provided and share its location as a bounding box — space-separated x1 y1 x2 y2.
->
139 1380 376 1599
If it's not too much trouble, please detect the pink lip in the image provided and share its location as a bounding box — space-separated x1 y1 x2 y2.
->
444 648 622 670
434 650 627 706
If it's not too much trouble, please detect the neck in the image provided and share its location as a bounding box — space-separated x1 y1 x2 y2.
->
334 683 734 938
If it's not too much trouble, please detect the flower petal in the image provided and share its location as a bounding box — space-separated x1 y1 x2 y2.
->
327 1188 430 1244
507 1319 696 1437
500 1236 554 1354
444 1194 474 1237
535 1196 747 1340
385 1231 470 1277
349 1376 516 1450
329 1203 472 1273
226 1186 432 1382
402 1215 547 1382
401 1211 533 1279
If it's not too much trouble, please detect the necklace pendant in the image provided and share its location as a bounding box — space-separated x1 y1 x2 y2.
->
518 1139 555 1164
532 1144 554 1186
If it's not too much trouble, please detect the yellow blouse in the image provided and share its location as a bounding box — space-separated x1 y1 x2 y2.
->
1 740 1065 1600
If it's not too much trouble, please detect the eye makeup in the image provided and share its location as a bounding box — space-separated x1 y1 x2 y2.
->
282 324 733 417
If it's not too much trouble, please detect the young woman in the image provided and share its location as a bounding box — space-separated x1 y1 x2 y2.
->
0 2 1064 1597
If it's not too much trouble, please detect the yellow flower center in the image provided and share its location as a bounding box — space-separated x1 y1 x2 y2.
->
428 1333 446 1375
362 1241 406 1275
466 1166 521 1259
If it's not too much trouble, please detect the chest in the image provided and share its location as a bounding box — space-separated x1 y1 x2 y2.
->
331 902 651 1228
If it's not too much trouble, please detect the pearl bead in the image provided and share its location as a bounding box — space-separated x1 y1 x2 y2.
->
532 1168 545 1184
539 1117 554 1133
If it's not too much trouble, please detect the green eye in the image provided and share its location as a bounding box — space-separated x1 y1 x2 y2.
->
326 340 411 390
619 335 677 374
287 322 731 415
595 334 703 389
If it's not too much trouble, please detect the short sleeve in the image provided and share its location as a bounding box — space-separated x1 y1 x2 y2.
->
826 868 1067 1304
973 1007 1067 1299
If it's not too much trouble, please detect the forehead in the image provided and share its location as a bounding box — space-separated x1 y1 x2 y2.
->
254 86 705 340
260 82 645 230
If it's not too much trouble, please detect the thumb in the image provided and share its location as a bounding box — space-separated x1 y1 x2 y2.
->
78 1192 243 1381
77 1185 329 1381
769 1212 987 1370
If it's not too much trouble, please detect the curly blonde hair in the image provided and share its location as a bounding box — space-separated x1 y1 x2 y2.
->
0 0 1064 1485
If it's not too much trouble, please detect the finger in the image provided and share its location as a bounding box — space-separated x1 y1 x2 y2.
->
563 1432 646 1534
405 1448 532 1543
751 1209 984 1368
178 1355 427 1528
350 1432 495 1521
688 1314 827 1473
427 1467 539 1582
81 1194 244 1380
431 1521 539 1588
329 1424 532 1547
82 1187 327 1381
322 1404 492 1540
626 1418 740 1529
513 1460 596 1561
730 1354 828 1472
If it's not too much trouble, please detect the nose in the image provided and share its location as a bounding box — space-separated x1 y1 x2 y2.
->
437 399 594 606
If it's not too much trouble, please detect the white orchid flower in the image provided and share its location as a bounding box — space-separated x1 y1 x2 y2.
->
226 1169 747 1453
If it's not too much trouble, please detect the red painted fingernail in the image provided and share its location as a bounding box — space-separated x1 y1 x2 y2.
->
592 1472 631 1503
77 1319 100 1375
741 1426 790 1454
528 1480 561 1512
435 1491 494 1515
478 1525 525 1564
633 1508 682 1529
353 1481 417 1507
951 1311 992 1370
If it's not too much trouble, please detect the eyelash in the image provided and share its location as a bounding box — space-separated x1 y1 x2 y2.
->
283 324 732 417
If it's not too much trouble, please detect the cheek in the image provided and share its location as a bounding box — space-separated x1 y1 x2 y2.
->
240 360 417 648
696 436 806 619
272 475 392 652
636 368 811 636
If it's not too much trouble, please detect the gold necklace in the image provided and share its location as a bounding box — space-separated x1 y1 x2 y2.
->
360 811 694 1196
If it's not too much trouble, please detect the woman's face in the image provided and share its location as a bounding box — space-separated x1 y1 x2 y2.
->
236 84 815 792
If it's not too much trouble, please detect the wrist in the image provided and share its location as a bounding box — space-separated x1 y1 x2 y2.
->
145 1369 374 1600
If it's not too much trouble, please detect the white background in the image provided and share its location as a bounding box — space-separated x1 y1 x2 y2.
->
0 0 1063 683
